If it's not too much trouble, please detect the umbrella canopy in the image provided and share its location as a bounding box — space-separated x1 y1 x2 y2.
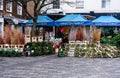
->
20 15 54 26
54 14 89 26
92 16 120 26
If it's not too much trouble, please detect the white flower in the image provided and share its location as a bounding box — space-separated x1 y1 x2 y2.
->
31 50 34 53
27 45 29 48
15 48 18 52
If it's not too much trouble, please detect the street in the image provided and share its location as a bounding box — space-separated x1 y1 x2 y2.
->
0 55 120 78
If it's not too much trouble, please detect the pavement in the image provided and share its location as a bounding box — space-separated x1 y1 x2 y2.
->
0 55 120 78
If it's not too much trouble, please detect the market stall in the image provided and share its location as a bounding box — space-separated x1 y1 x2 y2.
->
54 14 91 41
19 15 54 43
91 16 120 41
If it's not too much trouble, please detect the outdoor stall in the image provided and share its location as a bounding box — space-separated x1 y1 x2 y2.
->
54 14 91 55
54 14 91 42
91 16 120 42
19 15 55 56
20 15 54 43
56 15 120 57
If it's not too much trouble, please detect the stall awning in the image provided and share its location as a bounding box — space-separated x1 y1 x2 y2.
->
92 16 120 26
54 14 90 26
13 18 28 25
24 15 54 27
4 18 15 25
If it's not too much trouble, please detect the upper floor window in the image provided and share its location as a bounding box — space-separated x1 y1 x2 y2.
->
17 4 22 15
76 0 84 9
0 0 3 10
53 0 60 9
102 0 110 8
6 2 12 12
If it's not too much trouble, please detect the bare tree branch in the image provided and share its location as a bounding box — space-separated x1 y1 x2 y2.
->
7 0 56 36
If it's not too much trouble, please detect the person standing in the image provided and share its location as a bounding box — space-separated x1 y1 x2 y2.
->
57 28 64 40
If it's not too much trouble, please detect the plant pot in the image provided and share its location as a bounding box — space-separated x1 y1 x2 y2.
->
55 48 59 53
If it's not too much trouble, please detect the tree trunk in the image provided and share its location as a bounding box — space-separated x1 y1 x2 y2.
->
31 20 37 37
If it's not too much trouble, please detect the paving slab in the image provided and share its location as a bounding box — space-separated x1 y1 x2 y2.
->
0 55 120 78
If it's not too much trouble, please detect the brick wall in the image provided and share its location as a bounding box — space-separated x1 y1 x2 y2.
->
2 0 25 19
12 1 17 17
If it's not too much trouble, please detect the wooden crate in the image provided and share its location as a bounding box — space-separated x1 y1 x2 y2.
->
68 52 74 56
32 37 37 42
25 35 30 43
4 44 10 48
0 44 4 48
38 36 43 42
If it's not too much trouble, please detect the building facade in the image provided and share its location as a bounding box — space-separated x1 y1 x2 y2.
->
0 0 26 38
46 0 120 19
0 0 25 18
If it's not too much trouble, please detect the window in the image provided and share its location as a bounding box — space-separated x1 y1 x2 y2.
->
6 2 12 12
53 0 60 9
76 0 84 9
102 0 110 8
0 0 3 10
17 4 22 15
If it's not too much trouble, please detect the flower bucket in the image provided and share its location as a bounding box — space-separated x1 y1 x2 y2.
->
54 45 59 53
55 48 59 53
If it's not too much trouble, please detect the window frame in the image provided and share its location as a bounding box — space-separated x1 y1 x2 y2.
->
102 0 110 8
53 0 60 9
76 0 84 9
17 3 22 15
0 0 3 10
6 1 12 12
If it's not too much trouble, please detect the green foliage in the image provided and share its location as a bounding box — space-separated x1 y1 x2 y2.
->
24 41 55 56
0 49 22 57
64 44 69 52
74 51 80 57
73 42 120 58
74 44 80 57
112 33 120 48
101 32 120 49
101 36 113 44
58 48 68 57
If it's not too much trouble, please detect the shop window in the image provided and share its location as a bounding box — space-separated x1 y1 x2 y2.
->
4 18 14 25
